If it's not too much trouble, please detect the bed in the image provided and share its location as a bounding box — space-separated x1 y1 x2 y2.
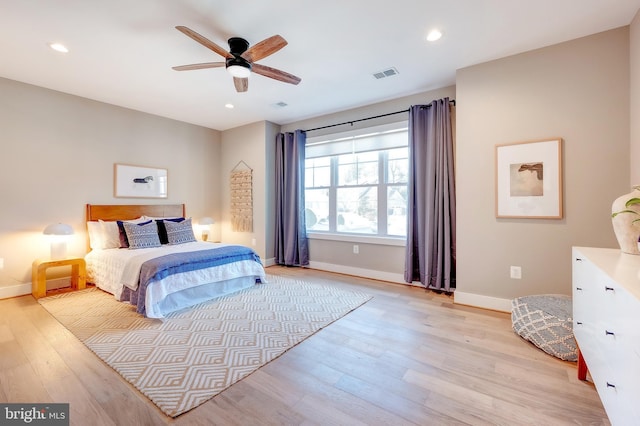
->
84 204 266 318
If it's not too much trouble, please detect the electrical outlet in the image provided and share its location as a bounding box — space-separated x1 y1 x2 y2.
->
0 258 3 269
353 245 359 254
510 266 522 279
251 238 256 246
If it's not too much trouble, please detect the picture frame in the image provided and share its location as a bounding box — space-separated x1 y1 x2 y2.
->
495 138 563 219
114 163 168 198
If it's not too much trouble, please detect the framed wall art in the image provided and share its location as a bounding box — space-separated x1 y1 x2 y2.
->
114 163 168 198
495 138 563 219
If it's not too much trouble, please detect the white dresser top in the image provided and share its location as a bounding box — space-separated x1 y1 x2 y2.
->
573 246 640 300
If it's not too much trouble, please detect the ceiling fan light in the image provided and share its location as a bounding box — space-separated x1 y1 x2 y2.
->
227 64 251 78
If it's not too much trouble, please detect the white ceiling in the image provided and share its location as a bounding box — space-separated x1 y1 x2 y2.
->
1 0 638 131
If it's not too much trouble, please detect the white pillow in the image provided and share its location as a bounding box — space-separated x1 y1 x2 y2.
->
98 220 121 249
86 221 103 250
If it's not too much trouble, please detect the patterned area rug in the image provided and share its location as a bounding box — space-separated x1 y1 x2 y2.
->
38 275 371 417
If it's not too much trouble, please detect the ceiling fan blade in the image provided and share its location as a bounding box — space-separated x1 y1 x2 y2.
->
241 35 287 62
172 62 225 71
175 26 232 59
234 77 248 92
252 63 301 85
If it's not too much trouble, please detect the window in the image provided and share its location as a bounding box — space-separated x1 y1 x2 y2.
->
304 122 408 238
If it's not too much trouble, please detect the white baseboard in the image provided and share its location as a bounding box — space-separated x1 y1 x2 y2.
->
0 282 32 299
307 261 406 284
263 257 276 267
0 277 72 300
307 261 512 313
454 291 512 313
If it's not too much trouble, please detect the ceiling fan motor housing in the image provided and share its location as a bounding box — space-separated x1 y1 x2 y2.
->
228 37 249 55
226 37 252 71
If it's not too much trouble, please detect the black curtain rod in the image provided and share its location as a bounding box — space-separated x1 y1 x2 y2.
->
304 109 407 132
303 99 455 133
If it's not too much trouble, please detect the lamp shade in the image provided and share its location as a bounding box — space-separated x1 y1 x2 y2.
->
225 55 251 78
43 223 74 235
43 223 73 259
227 63 251 78
199 217 215 226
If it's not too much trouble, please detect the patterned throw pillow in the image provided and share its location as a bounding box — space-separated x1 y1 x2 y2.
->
164 217 196 245
123 220 161 249
115 217 148 248
155 217 185 244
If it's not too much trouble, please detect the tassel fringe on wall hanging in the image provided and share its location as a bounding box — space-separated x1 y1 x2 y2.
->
230 161 253 232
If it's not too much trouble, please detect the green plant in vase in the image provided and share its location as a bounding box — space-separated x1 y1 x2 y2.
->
611 196 640 221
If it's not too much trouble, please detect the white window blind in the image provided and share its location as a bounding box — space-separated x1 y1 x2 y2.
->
306 122 408 158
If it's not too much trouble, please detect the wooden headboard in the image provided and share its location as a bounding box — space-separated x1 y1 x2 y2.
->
86 204 186 221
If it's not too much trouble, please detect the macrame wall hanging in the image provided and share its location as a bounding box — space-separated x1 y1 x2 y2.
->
230 160 253 232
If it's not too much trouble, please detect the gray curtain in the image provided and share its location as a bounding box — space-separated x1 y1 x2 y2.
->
275 129 309 266
404 98 456 291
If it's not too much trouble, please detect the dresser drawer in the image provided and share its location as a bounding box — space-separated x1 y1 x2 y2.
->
595 366 639 426
572 255 597 322
572 254 605 340
603 282 640 354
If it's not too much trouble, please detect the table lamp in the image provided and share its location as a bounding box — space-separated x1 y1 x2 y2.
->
198 217 215 241
43 223 74 259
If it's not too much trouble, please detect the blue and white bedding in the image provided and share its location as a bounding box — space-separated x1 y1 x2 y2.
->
85 242 266 318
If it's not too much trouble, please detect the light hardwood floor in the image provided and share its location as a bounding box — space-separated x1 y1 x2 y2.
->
0 266 608 425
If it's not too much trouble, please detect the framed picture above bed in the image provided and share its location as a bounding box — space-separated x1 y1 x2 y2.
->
114 163 168 198
495 138 563 219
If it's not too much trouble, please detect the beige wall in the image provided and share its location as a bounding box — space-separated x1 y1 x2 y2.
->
631 10 640 185
281 86 456 282
455 27 630 310
220 120 276 262
0 77 221 297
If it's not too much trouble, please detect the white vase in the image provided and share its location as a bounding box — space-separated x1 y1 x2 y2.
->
611 186 640 255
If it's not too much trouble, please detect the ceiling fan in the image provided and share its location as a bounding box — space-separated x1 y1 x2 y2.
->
172 26 301 93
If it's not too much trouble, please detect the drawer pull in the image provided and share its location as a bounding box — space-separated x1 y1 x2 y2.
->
606 382 616 388
605 286 615 292
605 330 615 336
575 287 583 291
575 258 583 262
576 321 583 325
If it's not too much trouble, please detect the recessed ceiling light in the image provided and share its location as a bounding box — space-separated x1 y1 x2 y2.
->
426 29 442 42
49 43 69 53
225 103 234 109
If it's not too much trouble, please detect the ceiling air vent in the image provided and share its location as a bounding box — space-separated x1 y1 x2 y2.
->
373 67 399 80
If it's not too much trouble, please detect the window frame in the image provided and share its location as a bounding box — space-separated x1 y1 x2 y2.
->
304 121 408 243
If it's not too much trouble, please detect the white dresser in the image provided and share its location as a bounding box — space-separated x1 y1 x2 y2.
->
572 247 640 426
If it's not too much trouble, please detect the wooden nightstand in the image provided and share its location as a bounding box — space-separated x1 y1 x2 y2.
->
32 257 87 299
